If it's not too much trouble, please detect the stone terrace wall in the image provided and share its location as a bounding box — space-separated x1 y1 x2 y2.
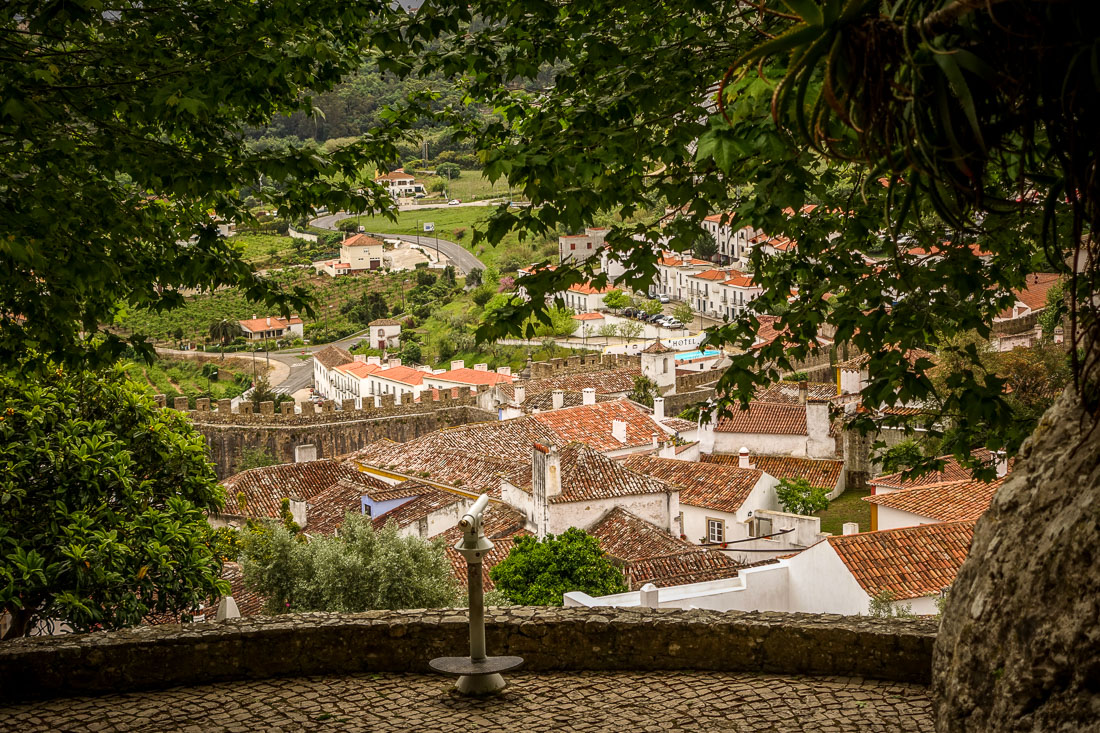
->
0 608 937 702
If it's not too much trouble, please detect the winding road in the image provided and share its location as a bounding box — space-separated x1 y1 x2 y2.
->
309 208 487 274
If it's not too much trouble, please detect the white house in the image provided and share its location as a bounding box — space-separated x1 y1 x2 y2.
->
621 455 783 549
238 314 304 342
702 212 759 266
863 475 1005 531
312 345 355 400
421 361 514 393
314 233 385 276
500 443 680 538
368 318 402 350
651 251 712 301
374 168 426 198
699 399 836 459
561 281 616 312
558 227 608 264
567 520 975 616
571 312 605 340
702 452 846 500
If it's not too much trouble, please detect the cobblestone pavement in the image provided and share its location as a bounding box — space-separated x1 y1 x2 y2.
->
4 671 932 732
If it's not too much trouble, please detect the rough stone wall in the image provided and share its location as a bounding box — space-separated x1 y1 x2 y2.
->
663 387 715 417
933 386 1100 731
0 608 937 702
528 353 640 379
195 406 492 477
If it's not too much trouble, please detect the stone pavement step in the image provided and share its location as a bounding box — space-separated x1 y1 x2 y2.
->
2 670 931 732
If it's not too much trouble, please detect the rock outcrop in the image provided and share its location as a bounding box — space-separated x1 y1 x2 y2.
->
934 386 1100 730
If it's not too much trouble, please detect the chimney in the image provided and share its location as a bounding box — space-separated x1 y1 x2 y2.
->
354 354 366 362
842 522 859 535
612 419 628 443
680 252 691 265
659 442 677 458
252 314 257 320
653 396 665 421
995 450 1009 478
215 596 241 621
288 496 308 529
582 387 596 405
266 317 272 327
496 366 511 376
738 446 752 469
388 358 401 368
367 356 382 366
514 385 526 405
474 363 488 371
294 444 317 463
531 443 561 537
652 432 659 449
451 359 465 371
552 389 565 410
798 381 808 405
639 583 660 609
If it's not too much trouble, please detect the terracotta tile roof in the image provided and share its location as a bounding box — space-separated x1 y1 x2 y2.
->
691 269 730 281
657 250 711 267
625 550 745 590
998 272 1060 319
374 364 426 386
520 390 619 411
219 562 268 617
704 212 735 224
863 477 1005 522
433 503 530 544
552 443 671 503
374 169 416 182
640 340 674 354
713 402 808 436
588 507 694 562
221 460 388 520
622 455 762 514
572 312 605 320
302 477 397 536
835 348 937 372
371 480 464 531
702 454 844 490
827 521 976 600
335 361 381 378
430 367 514 386
239 315 303 333
661 417 697 432
354 440 530 498
723 273 756 288
755 381 838 404
870 449 997 490
905 241 989 258
368 318 402 326
314 345 355 370
751 316 833 350
342 233 385 247
568 281 614 295
444 535 530 592
500 367 640 399
530 398 666 452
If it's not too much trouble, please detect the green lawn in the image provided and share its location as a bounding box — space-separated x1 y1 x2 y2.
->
430 170 515 202
813 486 873 536
232 234 301 268
348 206 556 269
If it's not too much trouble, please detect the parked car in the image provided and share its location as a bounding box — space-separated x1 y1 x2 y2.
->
657 294 671 304
448 199 461 205
647 313 666 323
664 319 685 329
414 193 427 199
622 307 638 318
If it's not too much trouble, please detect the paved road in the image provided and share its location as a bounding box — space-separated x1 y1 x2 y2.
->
4 670 933 731
309 211 486 274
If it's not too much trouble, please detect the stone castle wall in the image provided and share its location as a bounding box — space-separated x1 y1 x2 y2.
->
156 395 492 477
528 353 640 379
0 608 938 702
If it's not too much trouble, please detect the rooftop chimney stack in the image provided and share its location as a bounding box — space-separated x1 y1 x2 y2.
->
474 363 488 371
552 389 565 410
842 522 860 535
287 496 308 529
995 450 1009 478
798 381 808 405
388 358 402 368
582 387 596 405
451 360 465 371
367 356 382 366
653 397 665 421
514 385 526 405
612 419 628 444
652 432 659 449
496 366 512 377
738 446 752 469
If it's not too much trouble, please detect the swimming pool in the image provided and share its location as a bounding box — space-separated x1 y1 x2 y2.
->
675 349 720 360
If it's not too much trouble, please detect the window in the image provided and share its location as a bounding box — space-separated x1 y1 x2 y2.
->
707 518 724 543
571 242 576 250
662 358 669 374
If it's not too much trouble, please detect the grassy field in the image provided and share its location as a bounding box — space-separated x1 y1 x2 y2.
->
813 486 873 536
348 206 556 269
232 234 302 268
429 170 515 202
